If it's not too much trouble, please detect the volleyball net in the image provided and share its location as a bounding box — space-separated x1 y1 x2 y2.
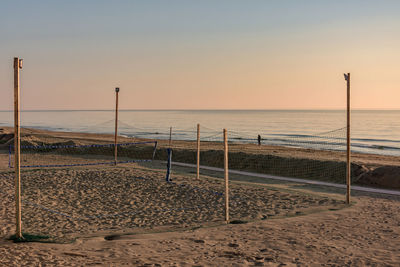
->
8 136 157 168
4 122 352 187
6 120 350 185
227 127 348 184
163 125 349 185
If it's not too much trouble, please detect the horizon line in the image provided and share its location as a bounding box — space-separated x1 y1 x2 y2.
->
1 108 400 112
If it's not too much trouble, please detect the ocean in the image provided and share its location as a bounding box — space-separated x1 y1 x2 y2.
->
1 110 400 156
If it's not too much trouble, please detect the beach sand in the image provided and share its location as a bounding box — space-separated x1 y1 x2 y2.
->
0 164 345 240
0 127 399 266
0 169 399 266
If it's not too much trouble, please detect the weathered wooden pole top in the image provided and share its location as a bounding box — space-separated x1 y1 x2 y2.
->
14 58 23 69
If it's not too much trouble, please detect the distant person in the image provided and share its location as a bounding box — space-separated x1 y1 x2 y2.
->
257 134 261 146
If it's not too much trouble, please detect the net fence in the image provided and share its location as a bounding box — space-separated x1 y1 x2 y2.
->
227 127 348 184
9 138 157 168
162 125 349 185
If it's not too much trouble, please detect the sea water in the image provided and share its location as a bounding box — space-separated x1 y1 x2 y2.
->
0 110 399 156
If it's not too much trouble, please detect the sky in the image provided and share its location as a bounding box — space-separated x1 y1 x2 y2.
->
1 0 400 110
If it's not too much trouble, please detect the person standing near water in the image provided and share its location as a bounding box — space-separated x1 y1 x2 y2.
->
258 134 261 146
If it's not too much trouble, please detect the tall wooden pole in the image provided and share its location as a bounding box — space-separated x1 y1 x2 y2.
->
345 73 351 204
196 123 200 179
223 129 229 223
14 57 23 239
114 87 119 165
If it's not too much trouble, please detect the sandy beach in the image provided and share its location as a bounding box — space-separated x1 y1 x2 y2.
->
0 168 399 266
4 0 400 264
0 127 399 266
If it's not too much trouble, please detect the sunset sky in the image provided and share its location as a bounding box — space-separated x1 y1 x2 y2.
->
1 0 399 110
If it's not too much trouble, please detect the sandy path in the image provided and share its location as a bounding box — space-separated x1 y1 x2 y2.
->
173 161 400 196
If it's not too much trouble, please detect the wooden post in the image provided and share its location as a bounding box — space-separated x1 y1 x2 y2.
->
169 127 172 148
114 87 119 165
345 73 351 204
223 128 229 223
196 123 200 179
14 57 23 239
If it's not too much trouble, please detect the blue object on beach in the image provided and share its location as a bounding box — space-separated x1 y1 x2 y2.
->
166 148 172 182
